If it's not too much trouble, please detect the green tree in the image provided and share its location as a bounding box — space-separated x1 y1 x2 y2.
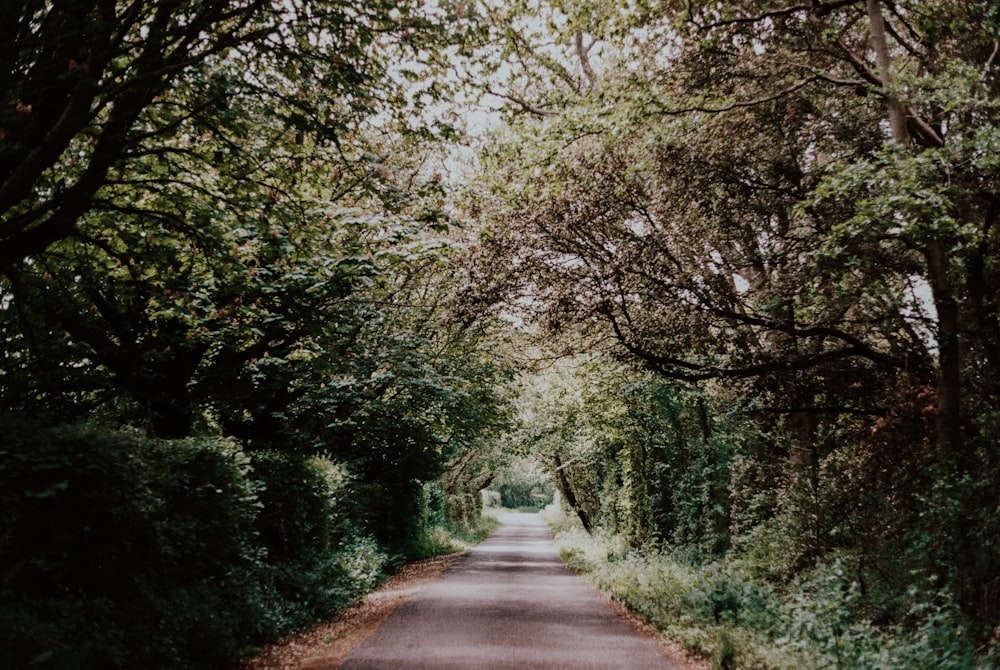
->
0 3 518 664
461 0 1000 636
1 0 447 266
1 0 511 450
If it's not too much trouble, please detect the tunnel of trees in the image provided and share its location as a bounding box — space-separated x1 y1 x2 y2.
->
2 1 999 668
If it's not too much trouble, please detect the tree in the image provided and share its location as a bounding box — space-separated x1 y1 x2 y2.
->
0 0 515 551
0 0 448 269
462 0 1000 460
0 2 522 664
460 0 1000 632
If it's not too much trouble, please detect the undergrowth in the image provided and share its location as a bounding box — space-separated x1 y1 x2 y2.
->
405 512 500 560
541 507 999 670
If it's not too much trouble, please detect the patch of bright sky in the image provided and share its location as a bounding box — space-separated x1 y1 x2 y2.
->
903 274 938 354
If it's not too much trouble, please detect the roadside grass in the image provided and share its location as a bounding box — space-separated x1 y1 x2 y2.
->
541 507 996 670
405 512 501 560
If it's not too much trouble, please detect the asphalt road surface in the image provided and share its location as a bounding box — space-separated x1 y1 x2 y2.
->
340 512 681 670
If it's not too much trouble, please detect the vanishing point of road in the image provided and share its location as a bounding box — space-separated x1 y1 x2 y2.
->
340 512 683 670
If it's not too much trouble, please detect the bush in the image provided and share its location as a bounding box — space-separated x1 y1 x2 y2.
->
402 482 501 560
250 451 387 633
543 505 996 670
777 568 987 670
0 419 264 669
0 419 393 669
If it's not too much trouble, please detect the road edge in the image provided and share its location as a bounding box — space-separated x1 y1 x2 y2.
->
237 551 464 670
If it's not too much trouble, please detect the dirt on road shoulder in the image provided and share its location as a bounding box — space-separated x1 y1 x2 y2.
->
237 552 463 670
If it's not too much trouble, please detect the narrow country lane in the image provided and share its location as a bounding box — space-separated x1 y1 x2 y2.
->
339 513 682 670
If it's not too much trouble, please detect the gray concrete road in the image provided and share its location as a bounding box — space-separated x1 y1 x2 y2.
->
339 512 681 669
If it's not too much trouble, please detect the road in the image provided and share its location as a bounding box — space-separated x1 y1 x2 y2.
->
339 512 681 669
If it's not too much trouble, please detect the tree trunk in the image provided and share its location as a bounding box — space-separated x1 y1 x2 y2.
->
553 454 592 533
868 0 961 457
924 240 963 459
866 0 909 145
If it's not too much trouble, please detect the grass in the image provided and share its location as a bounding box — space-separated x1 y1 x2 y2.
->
539 507 996 670
405 512 501 560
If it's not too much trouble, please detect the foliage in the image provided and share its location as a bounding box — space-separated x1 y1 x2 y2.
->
513 348 999 664
0 109 514 543
249 451 389 634
492 457 555 510
6 0 1000 667
463 0 1000 660
0 0 510 451
0 0 462 268
507 357 746 553
545 506 996 670
0 419 260 668
0 417 409 669
0 1 512 669
403 482 502 560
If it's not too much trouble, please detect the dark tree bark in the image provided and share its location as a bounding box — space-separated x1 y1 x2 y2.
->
553 453 592 533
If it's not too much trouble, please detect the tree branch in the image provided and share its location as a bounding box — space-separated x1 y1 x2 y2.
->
983 39 999 81
484 87 557 117
833 36 884 87
654 76 824 115
690 1 860 30
574 31 597 90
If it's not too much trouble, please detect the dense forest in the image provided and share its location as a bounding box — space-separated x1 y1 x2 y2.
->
2 1 999 668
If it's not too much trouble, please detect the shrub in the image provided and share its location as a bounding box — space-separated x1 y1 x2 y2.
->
402 481 501 559
0 419 264 669
0 419 397 669
0 414 501 669
249 451 387 633
777 568 987 670
544 505 996 670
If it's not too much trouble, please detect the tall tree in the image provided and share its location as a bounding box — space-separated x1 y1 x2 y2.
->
462 0 1000 458
460 0 1000 629
1 0 514 542
0 0 449 268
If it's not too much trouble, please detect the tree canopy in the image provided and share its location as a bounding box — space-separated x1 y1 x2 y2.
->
463 0 1000 457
